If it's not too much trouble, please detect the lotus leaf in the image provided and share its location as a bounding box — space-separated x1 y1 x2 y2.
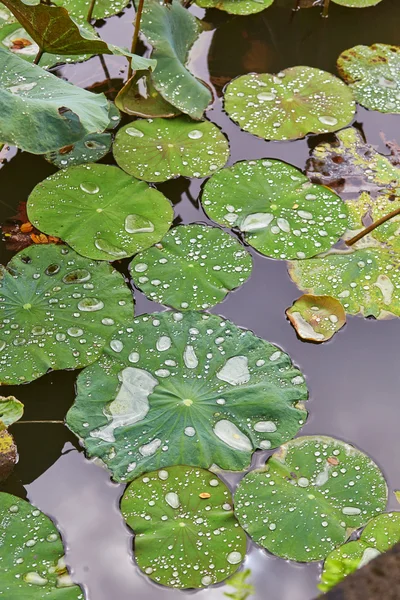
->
201 159 349 260
332 0 383 7
286 295 346 342
121 466 247 588
53 0 130 22
115 71 181 119
235 435 388 562
66 311 308 482
113 117 229 182
0 243 133 384
130 224 252 310
0 6 15 24
196 0 274 16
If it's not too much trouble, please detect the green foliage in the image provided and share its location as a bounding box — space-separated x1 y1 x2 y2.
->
53 0 130 23
196 0 274 15
286 294 346 343
0 396 23 427
224 569 255 600
332 0 383 7
115 71 181 119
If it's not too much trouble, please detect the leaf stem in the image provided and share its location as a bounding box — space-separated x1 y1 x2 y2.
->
14 420 64 424
128 0 145 79
33 49 43 65
322 0 330 17
87 0 97 22
345 206 400 247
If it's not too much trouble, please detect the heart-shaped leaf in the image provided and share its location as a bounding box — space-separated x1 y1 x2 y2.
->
0 396 24 427
338 44 400 114
286 294 346 343
0 243 133 384
115 70 181 118
113 117 229 182
320 512 400 592
53 0 130 23
130 224 252 310
27 164 173 261
0 492 83 598
121 466 247 588
224 67 355 141
66 310 308 482
201 159 349 260
0 48 110 153
140 0 212 120
195 0 274 15
235 435 388 562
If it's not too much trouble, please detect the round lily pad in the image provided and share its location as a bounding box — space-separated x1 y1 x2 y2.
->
338 44 400 114
195 0 273 15
0 492 83 598
27 164 173 261
66 311 308 482
130 224 252 310
201 159 349 260
113 117 229 183
286 295 346 343
235 435 388 562
121 465 247 588
332 0 383 7
224 67 355 141
0 243 133 384
320 512 400 592
0 396 24 427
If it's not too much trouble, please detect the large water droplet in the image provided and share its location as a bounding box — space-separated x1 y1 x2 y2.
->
45 263 60 276
77 298 104 312
125 214 155 234
63 269 91 284
257 92 275 101
188 129 203 139
227 551 242 565
67 327 83 337
165 492 180 508
94 238 127 258
80 182 99 194
126 127 144 137
318 116 338 126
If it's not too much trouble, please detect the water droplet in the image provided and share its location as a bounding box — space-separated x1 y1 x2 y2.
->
254 421 277 433
80 182 99 194
318 116 338 126
77 298 104 312
257 92 276 101
184 426 196 437
63 269 91 284
94 238 127 258
23 572 48 586
227 551 242 565
298 477 309 487
125 214 154 234
165 492 180 508
342 506 361 516
139 438 161 456
126 127 144 137
188 129 203 139
67 327 83 337
158 470 169 480
134 263 148 273
201 575 212 586
45 263 60 276
110 340 123 352
128 351 140 363
156 336 172 351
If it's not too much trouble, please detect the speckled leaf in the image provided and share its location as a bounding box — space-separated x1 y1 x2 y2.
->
201 159 348 260
196 0 274 15
66 311 308 482
332 0 383 8
115 71 181 119
113 117 229 183
0 396 24 427
0 493 83 598
28 164 173 261
53 0 130 22
0 48 110 154
0 244 133 385
286 295 346 343
320 512 400 592
338 44 400 114
224 67 355 141
130 224 252 310
121 466 246 588
235 435 388 562
140 0 212 120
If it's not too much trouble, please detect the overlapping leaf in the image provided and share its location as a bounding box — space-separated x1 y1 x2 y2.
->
333 0 384 8
53 0 130 23
115 71 181 119
196 0 274 15
286 295 346 342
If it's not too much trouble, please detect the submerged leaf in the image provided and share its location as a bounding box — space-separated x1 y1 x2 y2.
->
113 117 229 182
196 0 273 15
0 396 24 427
27 164 173 261
121 466 246 588
224 569 255 600
66 311 308 482
235 435 388 562
224 67 355 141
0 493 83 598
201 159 349 260
0 244 133 384
130 224 252 310
286 295 346 343
115 70 181 118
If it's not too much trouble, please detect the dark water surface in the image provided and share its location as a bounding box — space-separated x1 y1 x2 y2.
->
1 1 400 598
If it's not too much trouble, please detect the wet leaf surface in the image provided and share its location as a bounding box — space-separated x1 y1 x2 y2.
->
0 396 24 427
201 159 349 260
121 465 247 588
130 224 252 310
332 0 383 7
0 244 134 384
235 435 388 562
286 294 346 343
196 0 274 15
115 70 181 119
27 164 173 260
67 311 308 482
53 0 130 23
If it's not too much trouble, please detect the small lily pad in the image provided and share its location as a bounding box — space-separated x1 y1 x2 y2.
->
0 396 24 427
286 295 346 343
27 164 173 261
338 44 400 114
332 0 383 7
320 512 400 592
0 243 133 384
121 466 247 588
224 67 355 141
66 311 308 482
196 0 274 15
130 224 252 310
115 70 181 119
201 159 349 260
53 0 130 23
0 493 83 598
113 117 229 183
235 435 388 562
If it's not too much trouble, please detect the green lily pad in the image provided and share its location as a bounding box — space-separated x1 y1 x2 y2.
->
0 48 110 154
338 44 400 114
332 0 383 7
0 243 133 385
196 0 274 15
113 117 229 183
0 6 15 24
121 465 247 588
201 159 349 260
0 493 83 598
115 70 181 119
286 294 346 343
224 67 355 141
27 164 173 261
53 0 130 23
320 512 400 592
0 396 24 427
141 0 212 120
66 310 308 482
130 224 252 310
235 435 388 562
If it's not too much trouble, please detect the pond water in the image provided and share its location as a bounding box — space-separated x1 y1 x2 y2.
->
1 1 400 598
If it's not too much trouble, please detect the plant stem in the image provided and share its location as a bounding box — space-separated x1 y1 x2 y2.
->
128 0 145 79
14 420 64 424
322 0 330 17
87 0 97 22
33 49 43 65
345 206 400 247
